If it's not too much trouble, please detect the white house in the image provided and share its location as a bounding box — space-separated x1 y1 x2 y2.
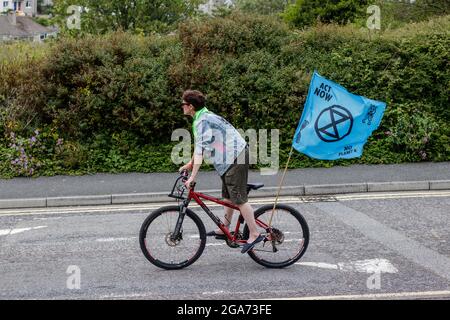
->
0 0 37 16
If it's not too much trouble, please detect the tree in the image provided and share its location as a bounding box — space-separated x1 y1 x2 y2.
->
235 0 293 15
37 0 53 15
283 0 368 28
52 0 205 34
374 0 450 26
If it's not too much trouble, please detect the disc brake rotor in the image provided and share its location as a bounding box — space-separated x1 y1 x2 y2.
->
165 232 181 247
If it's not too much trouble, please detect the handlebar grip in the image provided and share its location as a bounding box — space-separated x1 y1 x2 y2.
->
189 181 196 188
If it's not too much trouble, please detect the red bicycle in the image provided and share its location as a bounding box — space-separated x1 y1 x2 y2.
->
139 171 309 270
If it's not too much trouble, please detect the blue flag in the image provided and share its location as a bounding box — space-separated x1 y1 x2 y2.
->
292 71 386 160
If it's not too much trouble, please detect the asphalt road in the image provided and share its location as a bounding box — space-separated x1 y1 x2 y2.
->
0 190 449 300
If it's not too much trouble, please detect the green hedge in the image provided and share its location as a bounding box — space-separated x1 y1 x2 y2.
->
0 13 449 177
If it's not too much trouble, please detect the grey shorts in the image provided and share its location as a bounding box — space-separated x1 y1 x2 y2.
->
220 146 249 205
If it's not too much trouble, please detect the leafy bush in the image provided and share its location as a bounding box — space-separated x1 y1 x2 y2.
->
283 0 368 28
0 13 449 177
34 32 183 144
384 103 449 161
51 0 204 35
371 0 450 29
283 0 450 29
235 0 291 15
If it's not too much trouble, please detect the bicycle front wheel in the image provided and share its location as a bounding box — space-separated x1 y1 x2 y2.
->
243 204 309 268
139 206 206 270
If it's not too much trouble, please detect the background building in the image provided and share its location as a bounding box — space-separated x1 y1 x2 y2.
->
0 9 56 41
0 1 37 16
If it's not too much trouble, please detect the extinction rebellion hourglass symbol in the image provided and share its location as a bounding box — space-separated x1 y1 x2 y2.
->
314 105 354 142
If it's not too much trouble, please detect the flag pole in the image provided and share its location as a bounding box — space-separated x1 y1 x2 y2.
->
268 145 294 228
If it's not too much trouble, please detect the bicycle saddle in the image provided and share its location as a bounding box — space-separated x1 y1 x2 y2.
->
246 183 264 191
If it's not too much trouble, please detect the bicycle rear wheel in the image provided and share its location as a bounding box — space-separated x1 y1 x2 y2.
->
139 206 206 270
243 204 309 268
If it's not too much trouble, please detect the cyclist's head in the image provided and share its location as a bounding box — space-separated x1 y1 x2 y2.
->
182 90 206 111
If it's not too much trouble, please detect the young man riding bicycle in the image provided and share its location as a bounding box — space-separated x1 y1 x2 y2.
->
178 90 265 254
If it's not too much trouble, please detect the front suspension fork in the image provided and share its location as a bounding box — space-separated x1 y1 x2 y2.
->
170 199 190 241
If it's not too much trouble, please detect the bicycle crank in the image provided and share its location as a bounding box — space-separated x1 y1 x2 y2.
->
226 231 243 249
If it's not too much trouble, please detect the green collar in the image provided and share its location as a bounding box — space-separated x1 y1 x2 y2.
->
192 107 209 137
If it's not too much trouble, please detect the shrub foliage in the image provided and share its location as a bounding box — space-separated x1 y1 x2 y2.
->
0 13 449 177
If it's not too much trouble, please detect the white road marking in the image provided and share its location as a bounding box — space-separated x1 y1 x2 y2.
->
283 239 304 243
335 191 450 201
0 190 448 217
97 292 159 299
206 243 225 247
93 289 450 300
296 258 398 274
297 262 339 270
0 226 47 236
272 290 450 300
96 237 137 242
202 290 226 295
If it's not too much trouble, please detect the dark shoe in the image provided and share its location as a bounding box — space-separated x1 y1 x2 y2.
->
241 234 265 254
206 230 227 240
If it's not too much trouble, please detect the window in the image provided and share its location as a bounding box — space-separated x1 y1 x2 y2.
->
3 1 9 8
26 1 31 8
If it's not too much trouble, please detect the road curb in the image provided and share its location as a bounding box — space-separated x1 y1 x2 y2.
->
0 180 449 210
305 183 367 195
367 181 430 192
47 195 112 207
0 198 47 209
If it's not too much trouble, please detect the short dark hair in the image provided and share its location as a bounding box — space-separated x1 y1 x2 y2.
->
182 90 206 110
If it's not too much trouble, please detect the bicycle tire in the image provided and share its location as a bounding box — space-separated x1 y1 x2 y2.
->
243 204 309 268
139 205 206 270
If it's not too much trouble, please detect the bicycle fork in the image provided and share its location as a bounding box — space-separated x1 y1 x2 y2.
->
170 199 190 242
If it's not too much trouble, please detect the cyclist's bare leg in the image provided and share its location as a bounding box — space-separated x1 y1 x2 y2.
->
214 198 234 235
238 202 260 243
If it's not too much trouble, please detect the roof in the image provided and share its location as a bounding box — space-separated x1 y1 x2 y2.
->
0 16 56 37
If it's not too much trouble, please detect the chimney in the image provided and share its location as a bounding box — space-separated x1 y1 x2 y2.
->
7 10 17 26
33 0 38 17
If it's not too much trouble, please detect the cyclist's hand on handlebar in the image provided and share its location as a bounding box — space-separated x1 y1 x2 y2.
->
184 177 196 189
179 162 193 173
179 169 189 177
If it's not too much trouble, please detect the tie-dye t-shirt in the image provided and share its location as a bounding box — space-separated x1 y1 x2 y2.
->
193 108 246 176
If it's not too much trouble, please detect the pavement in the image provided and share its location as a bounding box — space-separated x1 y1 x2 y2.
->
0 162 449 209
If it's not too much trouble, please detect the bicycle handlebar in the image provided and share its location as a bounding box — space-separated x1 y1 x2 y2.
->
179 170 196 188
168 170 195 200
180 169 189 181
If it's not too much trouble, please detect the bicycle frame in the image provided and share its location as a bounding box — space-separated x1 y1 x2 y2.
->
142 174 310 269
180 187 271 245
